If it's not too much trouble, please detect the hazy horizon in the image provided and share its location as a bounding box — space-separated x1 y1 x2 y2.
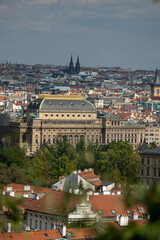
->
0 0 160 70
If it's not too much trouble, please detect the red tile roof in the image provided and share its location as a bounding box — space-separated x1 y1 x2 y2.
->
90 195 147 217
4 183 52 195
66 227 97 239
24 191 82 216
0 229 62 240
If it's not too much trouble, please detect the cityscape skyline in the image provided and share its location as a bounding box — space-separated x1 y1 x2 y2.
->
0 0 160 70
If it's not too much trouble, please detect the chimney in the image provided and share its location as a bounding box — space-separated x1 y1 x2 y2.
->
118 216 128 226
86 193 90 201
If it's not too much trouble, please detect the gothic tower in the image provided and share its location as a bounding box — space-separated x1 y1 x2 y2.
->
68 55 75 75
75 55 81 75
151 68 160 98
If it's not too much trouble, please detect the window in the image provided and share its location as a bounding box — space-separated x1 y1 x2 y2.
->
83 115 86 117
141 169 143 176
35 219 37 229
147 159 150 165
157 89 159 95
67 114 69 117
141 158 144 164
45 114 48 117
56 114 59 117
30 219 32 229
45 222 47 230
62 114 64 117
154 169 156 177
154 160 157 165
40 221 42 230
112 210 116 214
147 168 150 176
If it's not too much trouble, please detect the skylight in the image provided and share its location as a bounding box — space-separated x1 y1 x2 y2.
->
98 210 103 214
126 210 131 214
112 210 116 214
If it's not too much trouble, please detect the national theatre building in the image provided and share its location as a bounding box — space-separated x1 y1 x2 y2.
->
9 95 145 153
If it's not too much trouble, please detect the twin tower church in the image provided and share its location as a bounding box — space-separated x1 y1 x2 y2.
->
68 55 81 75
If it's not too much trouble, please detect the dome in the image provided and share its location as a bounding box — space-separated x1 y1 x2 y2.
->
27 95 96 112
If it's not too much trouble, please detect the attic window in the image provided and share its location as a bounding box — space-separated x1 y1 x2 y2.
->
54 208 58 212
71 102 74 105
44 233 49 237
49 102 52 105
138 207 145 213
82 103 85 105
36 205 40 208
112 210 116 214
98 210 103 214
126 210 131 214
60 102 63 105
119 197 123 201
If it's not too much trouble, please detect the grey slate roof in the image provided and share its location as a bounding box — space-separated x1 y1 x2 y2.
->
27 98 43 109
140 147 160 155
28 99 95 111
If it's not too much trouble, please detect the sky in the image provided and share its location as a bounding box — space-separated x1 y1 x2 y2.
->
0 0 160 70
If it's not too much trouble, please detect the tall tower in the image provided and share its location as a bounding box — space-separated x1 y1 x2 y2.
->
68 55 75 75
151 68 160 98
75 55 81 75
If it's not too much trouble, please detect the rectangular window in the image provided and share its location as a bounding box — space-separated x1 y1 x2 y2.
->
35 219 37 229
45 222 47 230
141 169 143 176
30 219 32 229
40 221 42 230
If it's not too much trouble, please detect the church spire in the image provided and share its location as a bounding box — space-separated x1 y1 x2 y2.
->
154 67 160 85
75 55 80 75
68 55 75 75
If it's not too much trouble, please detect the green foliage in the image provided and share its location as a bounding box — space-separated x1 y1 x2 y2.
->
148 141 158 150
0 193 23 232
0 146 31 186
96 141 140 184
0 139 141 187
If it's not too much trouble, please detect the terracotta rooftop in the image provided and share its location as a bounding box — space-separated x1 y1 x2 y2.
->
90 195 147 217
24 191 82 216
0 229 62 240
4 183 52 195
23 191 147 219
66 227 97 239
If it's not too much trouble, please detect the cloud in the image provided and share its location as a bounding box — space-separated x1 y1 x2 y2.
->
29 0 58 4
12 20 50 32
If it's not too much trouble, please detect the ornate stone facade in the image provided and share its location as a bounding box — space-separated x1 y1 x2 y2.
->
9 95 145 153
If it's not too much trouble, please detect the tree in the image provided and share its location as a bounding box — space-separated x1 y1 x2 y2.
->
96 141 140 184
52 156 76 177
148 141 158 150
0 193 23 232
30 146 53 186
